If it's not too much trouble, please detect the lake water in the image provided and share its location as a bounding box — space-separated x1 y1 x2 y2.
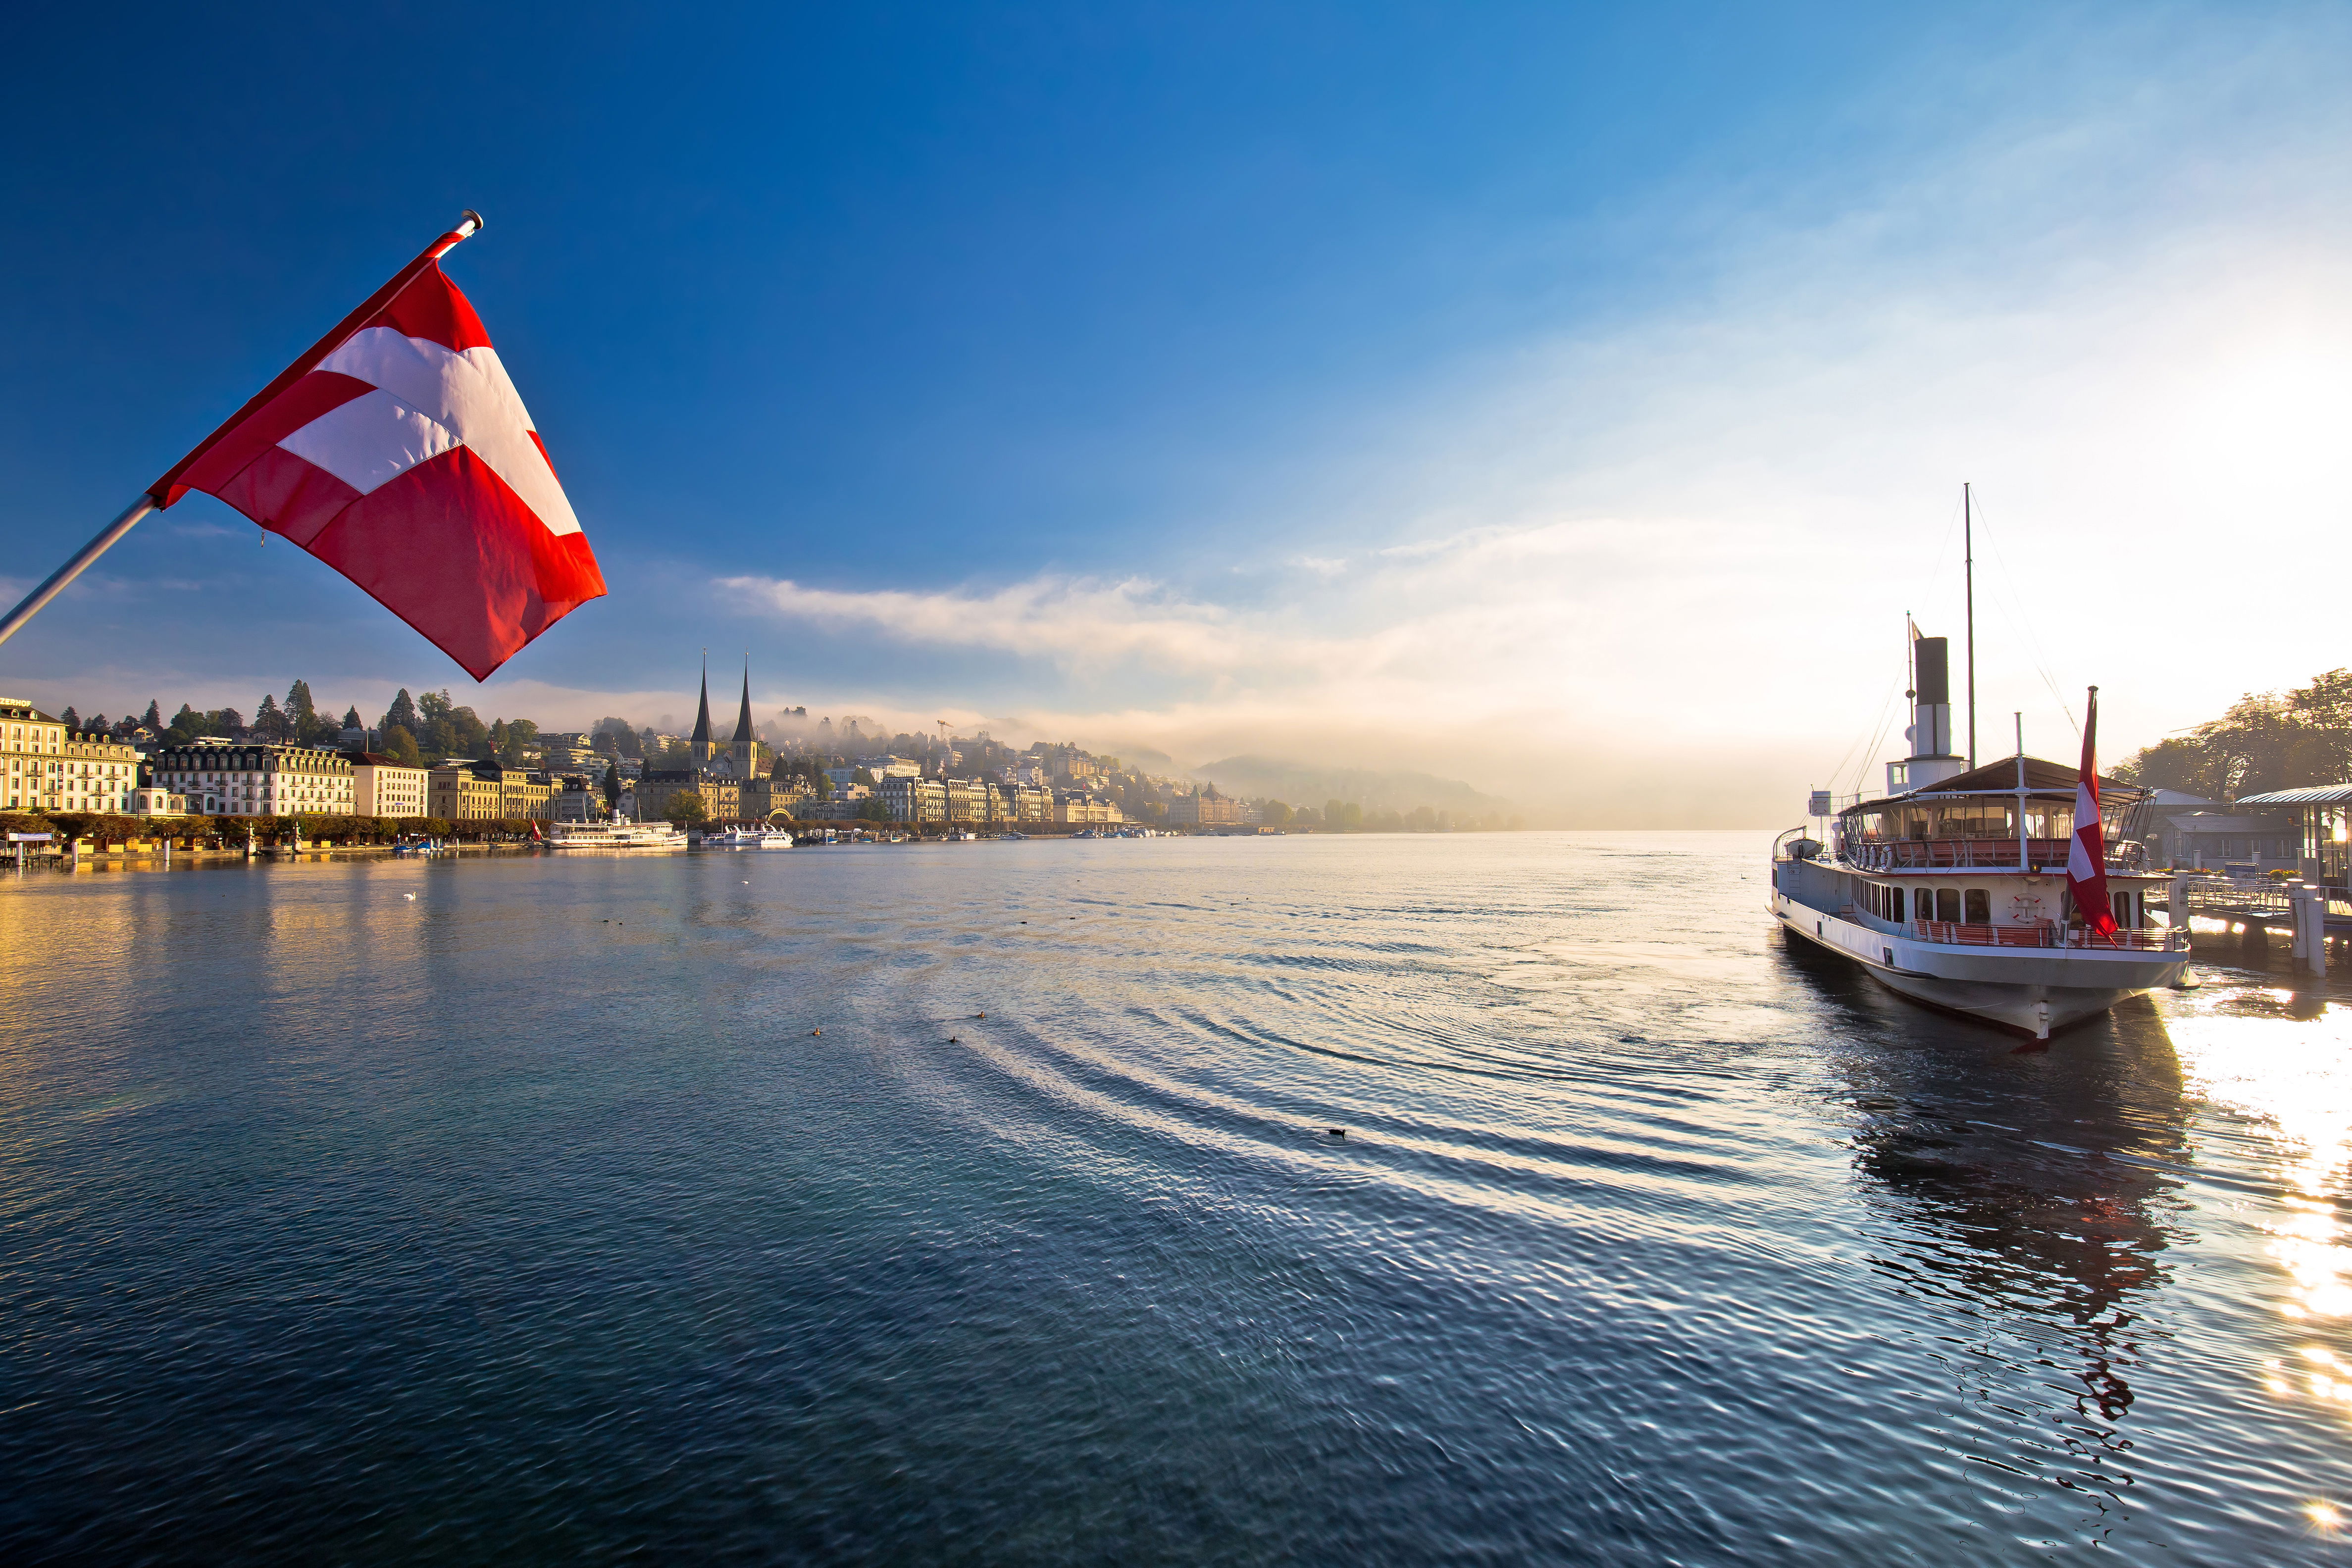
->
4 832 2351 1563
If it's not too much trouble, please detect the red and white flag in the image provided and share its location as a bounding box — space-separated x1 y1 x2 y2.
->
2066 685 2118 939
148 218 604 679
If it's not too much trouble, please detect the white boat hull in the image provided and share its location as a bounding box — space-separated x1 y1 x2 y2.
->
1772 889 2185 1038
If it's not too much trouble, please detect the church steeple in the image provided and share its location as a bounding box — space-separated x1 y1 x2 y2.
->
690 656 714 761
732 661 755 745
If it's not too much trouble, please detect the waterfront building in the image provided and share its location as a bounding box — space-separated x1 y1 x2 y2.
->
348 752 430 817
127 786 187 817
946 777 985 822
878 775 947 823
1054 791 1125 826
637 768 741 822
552 779 609 821
1 696 141 814
1166 785 1241 827
152 741 355 818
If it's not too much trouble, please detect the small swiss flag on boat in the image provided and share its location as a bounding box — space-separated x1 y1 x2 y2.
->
2066 686 2119 939
148 213 605 679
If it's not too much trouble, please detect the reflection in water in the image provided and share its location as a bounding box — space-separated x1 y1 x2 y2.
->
1782 927 2188 1526
2166 962 2352 1446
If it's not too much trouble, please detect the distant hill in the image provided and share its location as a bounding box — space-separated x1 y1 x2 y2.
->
1186 755 1511 814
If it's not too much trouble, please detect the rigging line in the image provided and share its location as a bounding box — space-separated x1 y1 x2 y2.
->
1824 674 1903 794
1970 495 2081 738
1850 698 1904 801
1915 490 1965 610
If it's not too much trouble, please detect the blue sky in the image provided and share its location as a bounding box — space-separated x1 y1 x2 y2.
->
4 3 2350 821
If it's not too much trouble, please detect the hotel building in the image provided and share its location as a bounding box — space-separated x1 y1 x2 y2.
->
150 741 356 818
1 698 141 815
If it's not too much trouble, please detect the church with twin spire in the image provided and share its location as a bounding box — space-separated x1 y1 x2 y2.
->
691 660 767 779
634 661 770 823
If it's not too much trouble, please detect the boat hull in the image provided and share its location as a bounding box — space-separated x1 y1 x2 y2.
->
1772 890 2185 1039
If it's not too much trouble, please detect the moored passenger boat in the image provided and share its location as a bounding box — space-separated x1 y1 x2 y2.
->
1771 630 2187 1039
546 815 687 850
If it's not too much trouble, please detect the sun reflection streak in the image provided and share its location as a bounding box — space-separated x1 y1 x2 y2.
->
2165 989 2352 1478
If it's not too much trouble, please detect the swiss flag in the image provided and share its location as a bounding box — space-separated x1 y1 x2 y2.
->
149 218 604 679
2066 686 2119 939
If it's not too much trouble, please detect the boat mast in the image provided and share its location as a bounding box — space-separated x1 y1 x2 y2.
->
1964 482 1977 768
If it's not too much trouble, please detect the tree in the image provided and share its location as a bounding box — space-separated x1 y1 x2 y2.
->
59 707 80 731
285 679 317 739
855 797 891 823
593 717 641 758
214 706 246 735
253 694 288 742
663 793 709 824
142 700 163 730
603 761 621 806
1262 800 1293 827
342 706 362 731
384 688 420 734
382 725 423 766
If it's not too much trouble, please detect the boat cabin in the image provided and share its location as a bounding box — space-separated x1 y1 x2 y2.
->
1786 756 2164 946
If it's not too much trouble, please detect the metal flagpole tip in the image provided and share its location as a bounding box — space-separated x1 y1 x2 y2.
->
458 209 485 236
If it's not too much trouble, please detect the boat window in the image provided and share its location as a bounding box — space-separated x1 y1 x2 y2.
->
1964 889 1990 924
1890 887 1904 923
2113 890 2134 928
1935 888 1961 923
1915 887 1932 921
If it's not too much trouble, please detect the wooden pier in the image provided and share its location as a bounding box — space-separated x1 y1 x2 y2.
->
2155 875 2352 976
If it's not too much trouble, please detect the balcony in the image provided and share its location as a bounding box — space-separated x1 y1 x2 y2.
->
1845 838 2144 873
1910 919 2184 952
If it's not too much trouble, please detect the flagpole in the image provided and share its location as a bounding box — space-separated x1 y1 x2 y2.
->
0 494 157 650
0 211 484 654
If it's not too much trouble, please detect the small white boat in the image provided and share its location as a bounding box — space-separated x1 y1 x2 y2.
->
701 826 795 849
546 815 687 850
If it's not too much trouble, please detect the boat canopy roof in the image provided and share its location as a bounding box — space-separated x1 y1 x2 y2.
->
2233 783 2352 807
1841 754 2142 816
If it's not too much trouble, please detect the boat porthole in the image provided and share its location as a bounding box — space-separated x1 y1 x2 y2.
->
1817 922 1824 937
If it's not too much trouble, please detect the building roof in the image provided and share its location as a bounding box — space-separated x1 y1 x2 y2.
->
2234 784 2352 807
342 751 416 766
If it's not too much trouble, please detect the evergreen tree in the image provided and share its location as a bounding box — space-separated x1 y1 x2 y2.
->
59 706 80 731
142 700 163 730
285 679 315 731
603 760 621 805
342 706 362 730
254 694 286 741
384 688 420 734
86 714 109 736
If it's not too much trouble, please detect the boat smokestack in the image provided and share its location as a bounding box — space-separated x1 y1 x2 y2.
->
1910 637 1953 759
1892 633 1968 793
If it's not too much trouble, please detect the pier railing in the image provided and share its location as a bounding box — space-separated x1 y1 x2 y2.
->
1911 919 2185 952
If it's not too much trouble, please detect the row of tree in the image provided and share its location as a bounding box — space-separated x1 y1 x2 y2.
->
2114 668 2352 800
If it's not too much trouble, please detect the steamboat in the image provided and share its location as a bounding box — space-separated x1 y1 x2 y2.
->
546 815 687 850
1771 627 2187 1040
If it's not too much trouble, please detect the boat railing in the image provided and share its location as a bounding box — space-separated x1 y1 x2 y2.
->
1846 838 2143 873
1911 918 2184 952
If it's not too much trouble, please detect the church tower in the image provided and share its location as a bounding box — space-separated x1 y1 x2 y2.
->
690 659 716 764
729 663 764 779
